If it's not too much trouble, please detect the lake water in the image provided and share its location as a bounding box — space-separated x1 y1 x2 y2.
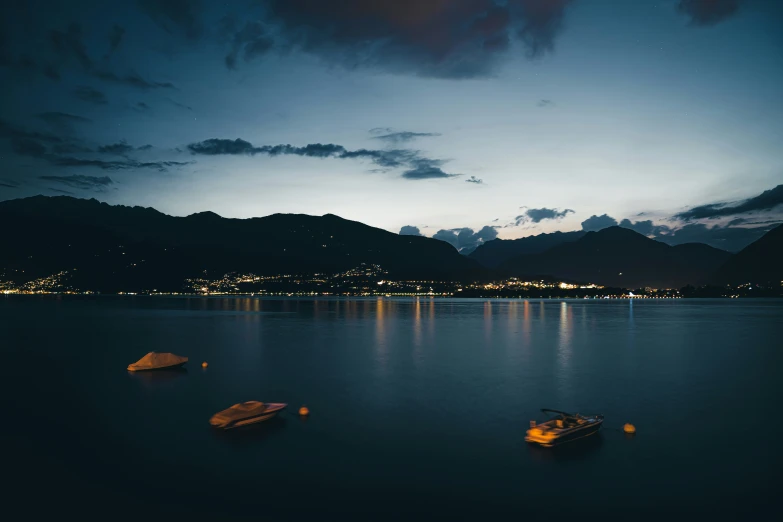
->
1 297 780 520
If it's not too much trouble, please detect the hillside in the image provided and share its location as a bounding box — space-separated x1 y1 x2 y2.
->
0 196 490 292
468 230 586 268
499 226 732 289
711 224 783 284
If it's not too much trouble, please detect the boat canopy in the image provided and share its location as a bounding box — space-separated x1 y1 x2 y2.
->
127 352 188 371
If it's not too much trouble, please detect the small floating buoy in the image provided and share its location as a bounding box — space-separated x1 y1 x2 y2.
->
202 361 208 368
623 423 636 434
299 406 310 416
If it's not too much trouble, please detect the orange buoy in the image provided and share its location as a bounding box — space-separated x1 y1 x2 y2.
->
623 423 636 434
299 406 310 416
202 361 208 368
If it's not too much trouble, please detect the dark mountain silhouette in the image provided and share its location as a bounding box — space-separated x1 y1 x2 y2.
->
0 196 489 292
468 230 586 268
499 226 732 288
711 224 783 284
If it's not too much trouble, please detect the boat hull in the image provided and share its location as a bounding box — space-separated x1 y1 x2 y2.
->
525 416 604 447
127 361 187 372
210 402 288 430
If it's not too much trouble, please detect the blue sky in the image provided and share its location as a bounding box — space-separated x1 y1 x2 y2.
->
1 0 781 252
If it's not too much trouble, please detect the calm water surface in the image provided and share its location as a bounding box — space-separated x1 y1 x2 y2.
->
2 297 780 520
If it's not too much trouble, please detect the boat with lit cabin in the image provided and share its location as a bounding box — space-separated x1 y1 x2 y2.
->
525 409 604 447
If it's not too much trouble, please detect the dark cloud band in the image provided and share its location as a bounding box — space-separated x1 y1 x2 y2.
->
187 137 457 180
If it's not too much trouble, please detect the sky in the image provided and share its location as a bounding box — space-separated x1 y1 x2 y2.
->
1 0 782 253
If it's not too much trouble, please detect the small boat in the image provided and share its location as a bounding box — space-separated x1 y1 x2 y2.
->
525 409 604 447
209 401 287 429
127 352 188 372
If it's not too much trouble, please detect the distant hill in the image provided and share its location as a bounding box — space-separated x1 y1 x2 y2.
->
499 226 732 289
711 224 783 285
0 196 490 292
468 230 586 268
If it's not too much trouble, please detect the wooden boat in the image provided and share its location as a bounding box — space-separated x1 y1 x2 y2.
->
127 352 188 372
525 409 604 447
209 401 287 429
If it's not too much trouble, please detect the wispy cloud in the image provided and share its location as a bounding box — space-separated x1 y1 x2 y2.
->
187 137 457 180
675 184 783 220
372 131 441 144
73 85 108 105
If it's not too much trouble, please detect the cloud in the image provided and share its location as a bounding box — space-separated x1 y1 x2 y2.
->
187 137 456 180
399 225 422 236
221 18 274 70
1 119 189 172
36 112 91 128
402 159 455 180
108 25 126 55
49 157 190 172
656 222 777 252
537 99 553 107
0 179 20 188
617 215 778 252
515 0 574 58
12 138 48 158
261 0 574 78
581 214 618 231
432 225 498 253
674 184 783 220
516 207 574 225
465 176 483 184
93 70 176 90
39 175 114 190
372 131 441 143
166 97 193 111
138 0 204 40
135 102 151 111
98 141 135 155
34 112 91 138
73 85 108 105
49 188 75 195
677 0 742 26
49 23 92 72
619 219 671 237
0 118 64 145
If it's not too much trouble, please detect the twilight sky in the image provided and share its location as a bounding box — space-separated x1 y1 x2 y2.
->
1 0 782 252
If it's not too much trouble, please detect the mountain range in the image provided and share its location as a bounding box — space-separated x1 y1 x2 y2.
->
497 226 732 289
0 196 780 292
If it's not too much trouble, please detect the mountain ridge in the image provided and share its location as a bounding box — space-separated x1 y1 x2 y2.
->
499 226 732 289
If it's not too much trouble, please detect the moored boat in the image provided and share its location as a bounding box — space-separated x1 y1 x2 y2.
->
525 409 604 447
209 401 287 429
127 352 188 371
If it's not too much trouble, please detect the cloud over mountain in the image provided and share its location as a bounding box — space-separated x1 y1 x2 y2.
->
675 184 783 220
581 214 618 231
399 225 422 236
432 225 498 253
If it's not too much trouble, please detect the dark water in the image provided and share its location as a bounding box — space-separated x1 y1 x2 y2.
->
1 296 780 521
